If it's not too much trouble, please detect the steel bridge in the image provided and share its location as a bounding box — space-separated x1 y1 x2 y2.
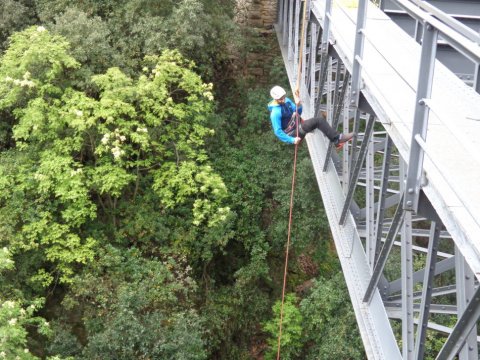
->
274 0 480 358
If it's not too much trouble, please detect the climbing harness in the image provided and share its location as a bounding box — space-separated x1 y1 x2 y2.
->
276 1 309 359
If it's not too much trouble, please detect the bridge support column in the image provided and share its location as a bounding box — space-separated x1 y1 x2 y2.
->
404 24 438 212
401 211 414 358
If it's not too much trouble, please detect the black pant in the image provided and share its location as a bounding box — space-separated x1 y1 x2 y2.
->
287 116 339 142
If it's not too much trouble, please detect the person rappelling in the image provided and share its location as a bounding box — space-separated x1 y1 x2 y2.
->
268 85 354 147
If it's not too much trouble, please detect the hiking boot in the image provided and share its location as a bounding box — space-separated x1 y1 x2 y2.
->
335 132 354 149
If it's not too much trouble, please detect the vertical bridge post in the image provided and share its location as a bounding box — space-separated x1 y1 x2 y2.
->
404 24 437 212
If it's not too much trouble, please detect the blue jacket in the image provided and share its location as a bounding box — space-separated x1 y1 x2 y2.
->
267 97 302 144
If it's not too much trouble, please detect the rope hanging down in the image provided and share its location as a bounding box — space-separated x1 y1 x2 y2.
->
276 1 309 359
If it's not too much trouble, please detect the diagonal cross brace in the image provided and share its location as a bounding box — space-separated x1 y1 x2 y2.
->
363 192 405 304
323 71 350 172
314 51 330 118
414 222 441 359
339 114 375 225
374 136 393 264
436 284 480 360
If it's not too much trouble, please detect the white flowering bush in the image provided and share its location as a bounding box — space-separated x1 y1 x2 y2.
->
0 298 50 359
0 251 50 358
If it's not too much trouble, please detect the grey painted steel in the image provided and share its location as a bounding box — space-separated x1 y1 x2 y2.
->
308 22 319 111
379 0 386 12
349 109 361 178
276 6 403 357
352 237 453 263
392 0 480 63
359 226 452 244
322 65 340 171
323 71 350 172
275 0 480 358
293 0 300 84
350 0 369 105
386 311 480 340
363 193 405 304
288 0 294 58
475 63 480 93
408 0 480 44
384 302 456 316
384 0 480 96
315 0 332 105
349 0 369 203
414 222 441 360
436 285 480 360
388 285 458 302
388 256 456 295
340 115 375 225
384 3 480 40
314 53 329 117
383 0 480 17
366 135 375 268
300 0 311 87
341 84 351 191
414 19 422 43
386 12 479 86
404 24 438 212
281 0 288 45
401 210 414 359
374 136 392 264
321 0 332 46
361 192 400 220
455 248 478 360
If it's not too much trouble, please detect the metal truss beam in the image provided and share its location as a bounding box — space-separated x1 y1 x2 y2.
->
436 285 480 360
414 222 441 359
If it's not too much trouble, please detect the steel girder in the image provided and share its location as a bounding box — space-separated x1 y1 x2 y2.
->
275 0 480 359
381 0 480 90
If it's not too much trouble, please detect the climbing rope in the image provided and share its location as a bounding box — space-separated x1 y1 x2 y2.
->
276 1 309 359
275 114 299 360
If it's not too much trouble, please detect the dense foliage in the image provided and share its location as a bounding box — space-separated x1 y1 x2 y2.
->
0 1 363 359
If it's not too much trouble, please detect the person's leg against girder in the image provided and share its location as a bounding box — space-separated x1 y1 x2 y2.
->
299 117 338 141
299 113 354 145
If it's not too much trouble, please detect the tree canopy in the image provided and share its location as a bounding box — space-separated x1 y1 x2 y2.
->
0 2 363 359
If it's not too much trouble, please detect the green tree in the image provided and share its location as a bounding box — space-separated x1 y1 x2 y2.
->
0 248 51 359
33 0 239 79
0 0 36 52
263 293 304 360
0 27 229 288
300 273 365 359
48 7 120 89
0 3 369 359
52 245 207 360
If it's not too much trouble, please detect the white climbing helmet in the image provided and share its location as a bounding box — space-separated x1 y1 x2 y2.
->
270 85 286 100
